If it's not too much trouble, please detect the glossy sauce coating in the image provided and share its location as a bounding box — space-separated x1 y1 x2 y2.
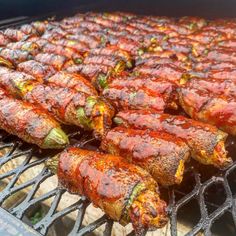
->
42 42 83 62
0 32 10 46
46 72 97 95
65 34 100 48
7 41 40 55
0 88 61 148
53 147 167 232
183 77 236 98
114 110 230 168
3 28 27 42
0 48 32 67
54 39 89 53
66 63 112 80
105 74 178 109
89 46 133 66
178 86 236 136
84 53 125 69
17 60 56 81
101 127 190 186
24 84 88 125
134 63 185 85
0 70 38 97
35 53 73 70
102 85 165 112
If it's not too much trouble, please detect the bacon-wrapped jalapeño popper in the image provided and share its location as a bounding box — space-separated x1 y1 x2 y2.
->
178 86 236 136
0 48 33 68
199 48 236 64
135 56 189 70
35 53 74 70
7 41 40 55
192 60 236 71
97 73 178 110
114 110 231 168
42 42 84 64
190 68 236 82
3 28 27 42
66 62 111 75
0 68 97 97
134 63 186 85
46 148 168 234
136 50 188 62
0 32 10 47
46 72 98 96
0 76 115 138
101 127 190 186
0 88 68 149
53 39 89 53
180 76 236 98
65 33 101 49
0 70 38 98
102 85 166 112
17 60 56 81
66 63 121 85
83 53 126 74
88 46 134 68
30 21 48 35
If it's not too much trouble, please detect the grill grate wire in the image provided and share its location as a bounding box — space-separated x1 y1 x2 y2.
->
1 131 236 236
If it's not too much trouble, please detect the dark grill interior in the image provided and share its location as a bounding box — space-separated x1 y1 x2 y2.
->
0 6 236 236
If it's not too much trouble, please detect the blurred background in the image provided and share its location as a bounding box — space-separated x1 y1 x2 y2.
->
0 0 236 20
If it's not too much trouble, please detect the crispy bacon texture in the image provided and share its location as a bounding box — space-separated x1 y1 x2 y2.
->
46 72 98 95
20 24 39 36
0 70 37 97
114 110 231 168
46 148 168 234
83 54 126 74
17 60 56 81
88 46 134 68
181 77 236 98
3 28 27 42
102 85 166 112
0 32 10 46
0 88 68 148
0 75 114 138
7 41 40 55
134 63 186 85
0 48 33 68
193 60 236 71
101 127 190 186
109 37 143 55
97 73 178 109
42 42 83 63
178 86 236 136
53 39 89 53
204 49 236 63
65 34 101 48
35 53 74 70
66 63 112 81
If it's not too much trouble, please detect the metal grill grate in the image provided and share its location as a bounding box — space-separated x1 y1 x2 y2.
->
1 130 236 236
